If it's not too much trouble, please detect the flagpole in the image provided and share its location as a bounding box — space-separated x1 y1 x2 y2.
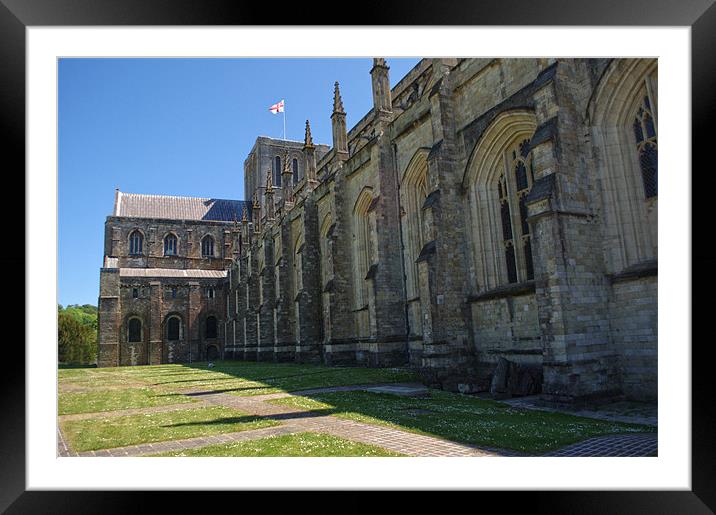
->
283 104 286 141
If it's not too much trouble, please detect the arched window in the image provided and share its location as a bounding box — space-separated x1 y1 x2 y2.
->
294 234 304 297
319 214 333 287
498 138 535 283
588 58 657 272
205 315 217 339
464 110 537 291
167 316 181 341
352 189 374 339
633 95 658 198
164 233 178 256
352 188 374 308
292 158 300 184
128 318 142 343
201 235 215 257
401 150 430 298
273 156 282 187
129 230 143 255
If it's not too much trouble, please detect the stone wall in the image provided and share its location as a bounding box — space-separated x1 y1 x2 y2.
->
99 58 658 405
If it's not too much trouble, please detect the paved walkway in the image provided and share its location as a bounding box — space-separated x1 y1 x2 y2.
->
544 433 658 457
498 395 658 426
58 383 657 458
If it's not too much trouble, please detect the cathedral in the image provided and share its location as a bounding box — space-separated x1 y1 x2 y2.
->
97 58 658 405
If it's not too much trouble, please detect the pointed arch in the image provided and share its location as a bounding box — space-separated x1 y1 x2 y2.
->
400 148 431 337
352 187 374 338
319 212 333 287
293 230 305 297
464 109 537 292
588 58 657 272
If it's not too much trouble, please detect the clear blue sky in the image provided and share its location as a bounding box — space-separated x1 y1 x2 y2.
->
58 57 421 307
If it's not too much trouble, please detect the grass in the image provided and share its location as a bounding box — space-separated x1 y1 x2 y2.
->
59 360 417 397
268 390 656 454
61 405 279 452
151 432 404 457
59 387 196 415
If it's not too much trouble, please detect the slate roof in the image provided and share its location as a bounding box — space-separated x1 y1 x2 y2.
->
119 268 227 278
114 190 250 222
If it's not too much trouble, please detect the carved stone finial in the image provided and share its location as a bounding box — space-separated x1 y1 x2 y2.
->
282 148 291 176
252 190 260 208
304 119 314 148
333 81 345 114
265 168 273 192
242 205 248 222
373 57 388 68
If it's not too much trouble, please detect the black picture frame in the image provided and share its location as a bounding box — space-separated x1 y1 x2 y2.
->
3 0 712 512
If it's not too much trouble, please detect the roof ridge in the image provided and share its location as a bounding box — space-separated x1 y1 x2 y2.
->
119 191 247 203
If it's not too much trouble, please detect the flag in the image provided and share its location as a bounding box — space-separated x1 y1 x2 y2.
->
269 99 285 114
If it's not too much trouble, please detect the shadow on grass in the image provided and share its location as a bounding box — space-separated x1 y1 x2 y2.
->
161 408 336 428
58 363 97 369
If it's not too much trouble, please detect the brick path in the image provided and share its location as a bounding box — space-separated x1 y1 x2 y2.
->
498 395 658 426
543 433 658 457
57 383 657 458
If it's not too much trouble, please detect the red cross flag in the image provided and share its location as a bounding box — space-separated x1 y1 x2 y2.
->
269 99 285 114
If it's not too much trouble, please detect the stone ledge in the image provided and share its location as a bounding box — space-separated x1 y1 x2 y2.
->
467 280 536 302
609 260 658 284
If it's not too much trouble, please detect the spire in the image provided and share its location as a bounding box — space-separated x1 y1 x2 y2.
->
333 81 345 115
304 119 318 187
304 119 314 148
281 148 294 204
240 204 249 250
265 169 275 220
252 190 261 234
331 81 348 158
371 57 392 115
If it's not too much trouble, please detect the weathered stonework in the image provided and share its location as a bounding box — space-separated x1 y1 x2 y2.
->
98 58 658 405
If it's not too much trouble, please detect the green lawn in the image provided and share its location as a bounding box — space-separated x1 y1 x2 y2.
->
268 390 656 454
151 432 404 457
61 405 278 452
59 360 417 399
59 387 196 415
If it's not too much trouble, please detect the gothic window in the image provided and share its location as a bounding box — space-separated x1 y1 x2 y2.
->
171 287 177 299
167 316 181 341
129 230 143 255
293 158 299 184
201 235 215 257
294 235 304 297
352 188 374 313
319 214 333 287
164 233 177 256
464 110 537 291
588 58 657 272
207 287 215 299
132 288 139 299
128 318 142 343
633 95 658 198
205 315 217 339
273 156 282 187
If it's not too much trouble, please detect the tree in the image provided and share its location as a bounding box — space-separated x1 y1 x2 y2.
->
58 304 98 365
